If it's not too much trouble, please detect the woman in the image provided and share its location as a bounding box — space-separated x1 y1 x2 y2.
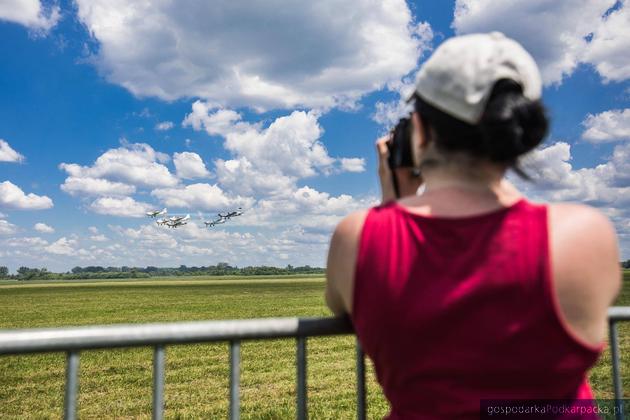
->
325 32 621 419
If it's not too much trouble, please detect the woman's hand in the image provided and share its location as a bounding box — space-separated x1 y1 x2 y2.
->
376 134 397 204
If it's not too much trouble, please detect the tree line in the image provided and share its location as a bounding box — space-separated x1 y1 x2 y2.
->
1 261 627 281
0 263 324 280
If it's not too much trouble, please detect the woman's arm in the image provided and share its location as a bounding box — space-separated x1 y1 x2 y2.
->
325 210 368 316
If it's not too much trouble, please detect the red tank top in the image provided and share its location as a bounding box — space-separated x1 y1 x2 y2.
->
351 198 606 419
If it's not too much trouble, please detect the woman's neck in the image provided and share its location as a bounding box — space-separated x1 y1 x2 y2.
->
421 165 504 194
407 164 523 210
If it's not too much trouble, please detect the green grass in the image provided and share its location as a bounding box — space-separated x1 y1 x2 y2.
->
0 274 629 419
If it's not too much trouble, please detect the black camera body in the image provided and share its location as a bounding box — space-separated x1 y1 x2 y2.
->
386 116 422 199
387 117 415 170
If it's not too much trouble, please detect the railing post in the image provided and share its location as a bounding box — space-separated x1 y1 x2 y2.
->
64 351 80 420
355 339 366 420
609 319 624 420
230 340 241 420
152 345 166 420
296 337 307 420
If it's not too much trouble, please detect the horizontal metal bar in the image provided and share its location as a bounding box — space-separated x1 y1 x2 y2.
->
0 315 353 355
1 307 628 355
608 306 630 320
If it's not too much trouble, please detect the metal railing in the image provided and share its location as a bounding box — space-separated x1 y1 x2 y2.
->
0 315 361 420
607 307 630 420
0 308 629 420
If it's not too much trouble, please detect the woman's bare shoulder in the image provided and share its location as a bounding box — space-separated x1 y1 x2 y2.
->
326 210 370 315
329 210 371 263
547 202 621 301
548 202 617 246
333 210 370 241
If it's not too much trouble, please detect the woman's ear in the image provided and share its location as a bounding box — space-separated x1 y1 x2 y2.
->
411 111 427 169
411 112 427 148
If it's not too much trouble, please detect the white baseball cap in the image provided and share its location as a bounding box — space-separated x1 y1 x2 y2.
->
410 32 542 125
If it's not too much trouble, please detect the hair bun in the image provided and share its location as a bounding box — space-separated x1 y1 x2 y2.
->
480 80 549 163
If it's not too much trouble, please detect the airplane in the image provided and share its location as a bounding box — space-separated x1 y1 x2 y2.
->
204 217 226 227
218 207 244 220
146 208 167 218
167 220 188 228
156 218 170 226
165 214 190 228
168 214 189 223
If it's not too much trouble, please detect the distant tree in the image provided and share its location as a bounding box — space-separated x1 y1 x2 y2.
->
71 266 83 274
16 266 49 280
17 267 31 278
0 266 8 278
623 260 630 269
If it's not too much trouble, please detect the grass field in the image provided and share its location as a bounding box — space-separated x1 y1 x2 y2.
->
1 272 629 419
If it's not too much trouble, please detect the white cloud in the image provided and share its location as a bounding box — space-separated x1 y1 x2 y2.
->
74 0 431 110
60 176 136 196
582 109 630 143
339 158 366 173
185 105 364 195
0 139 25 163
5 236 48 247
155 121 174 131
0 0 59 32
183 102 250 136
514 142 630 253
240 186 377 231
90 234 108 242
453 0 628 85
110 223 178 249
0 181 53 210
2 183 376 269
0 219 18 235
151 183 252 211
214 157 296 197
59 143 178 189
371 24 432 127
105 219 330 268
173 152 211 179
520 141 630 197
582 2 630 83
222 110 334 178
372 96 414 127
34 222 54 233
45 237 78 256
89 196 153 218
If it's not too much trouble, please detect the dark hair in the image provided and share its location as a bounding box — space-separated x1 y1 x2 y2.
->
414 79 549 176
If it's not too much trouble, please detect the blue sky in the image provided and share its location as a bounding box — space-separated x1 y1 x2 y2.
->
1 0 629 272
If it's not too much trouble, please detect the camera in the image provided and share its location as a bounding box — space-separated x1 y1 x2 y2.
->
386 116 422 199
387 116 416 170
